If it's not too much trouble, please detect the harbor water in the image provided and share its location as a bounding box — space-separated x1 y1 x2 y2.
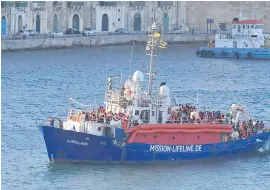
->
2 44 270 190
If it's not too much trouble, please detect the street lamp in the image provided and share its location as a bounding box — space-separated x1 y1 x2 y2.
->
152 3 159 22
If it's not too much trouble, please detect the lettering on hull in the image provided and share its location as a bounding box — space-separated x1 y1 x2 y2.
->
149 145 202 153
67 139 88 146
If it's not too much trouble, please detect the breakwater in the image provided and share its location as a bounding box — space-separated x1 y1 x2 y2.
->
1 34 210 52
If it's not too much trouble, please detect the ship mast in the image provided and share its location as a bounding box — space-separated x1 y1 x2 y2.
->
146 22 157 95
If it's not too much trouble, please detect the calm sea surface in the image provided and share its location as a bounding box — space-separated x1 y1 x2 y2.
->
2 43 270 190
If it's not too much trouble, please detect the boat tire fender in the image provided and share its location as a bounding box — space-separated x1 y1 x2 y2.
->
201 50 207 57
207 50 214 57
234 52 240 59
221 51 226 56
247 52 252 59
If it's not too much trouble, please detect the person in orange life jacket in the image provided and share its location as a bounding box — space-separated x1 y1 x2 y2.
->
240 121 246 138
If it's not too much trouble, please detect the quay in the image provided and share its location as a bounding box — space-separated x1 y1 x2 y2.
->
1 34 210 52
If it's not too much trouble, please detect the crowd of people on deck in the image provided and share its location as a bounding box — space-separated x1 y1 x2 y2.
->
226 120 267 141
169 104 226 124
47 104 269 137
69 106 129 124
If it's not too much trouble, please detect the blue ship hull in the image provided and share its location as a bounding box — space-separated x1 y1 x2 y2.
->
197 47 270 59
40 125 270 162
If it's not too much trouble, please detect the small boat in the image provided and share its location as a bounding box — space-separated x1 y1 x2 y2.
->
196 18 270 59
40 22 270 163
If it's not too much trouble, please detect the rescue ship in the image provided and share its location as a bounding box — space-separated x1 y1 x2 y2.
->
196 18 270 59
40 22 270 163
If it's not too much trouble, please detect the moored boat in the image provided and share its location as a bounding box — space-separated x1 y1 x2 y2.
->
40 22 270 163
196 18 270 59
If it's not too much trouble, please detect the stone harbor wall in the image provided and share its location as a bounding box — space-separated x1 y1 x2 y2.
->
1 34 209 52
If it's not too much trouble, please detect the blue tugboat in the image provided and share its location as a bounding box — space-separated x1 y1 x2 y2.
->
197 18 270 59
40 22 270 163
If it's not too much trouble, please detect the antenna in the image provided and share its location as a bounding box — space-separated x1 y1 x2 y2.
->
239 1 243 20
120 73 123 85
128 36 135 79
104 64 109 103
147 23 157 95
196 94 199 107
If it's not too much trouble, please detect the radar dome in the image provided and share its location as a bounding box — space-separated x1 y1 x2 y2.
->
133 71 144 82
159 85 170 97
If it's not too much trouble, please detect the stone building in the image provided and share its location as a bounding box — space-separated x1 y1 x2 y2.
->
1 1 270 36
186 1 270 31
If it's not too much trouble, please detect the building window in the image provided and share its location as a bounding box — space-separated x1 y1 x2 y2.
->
118 9 120 12
118 18 120 21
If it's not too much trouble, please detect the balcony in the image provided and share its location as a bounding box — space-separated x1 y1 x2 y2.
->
15 1 28 8
99 1 117 6
158 1 173 7
53 1 63 7
67 1 84 7
130 1 145 7
1 1 15 8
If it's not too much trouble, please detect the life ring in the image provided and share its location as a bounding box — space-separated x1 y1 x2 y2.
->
221 51 226 56
207 50 214 57
247 52 252 59
234 52 240 59
196 50 201 56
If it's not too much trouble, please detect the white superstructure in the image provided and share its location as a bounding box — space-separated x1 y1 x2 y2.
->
214 18 266 48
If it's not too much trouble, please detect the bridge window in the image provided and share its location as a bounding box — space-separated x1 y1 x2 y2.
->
152 111 155 116
246 25 249 29
135 110 139 115
251 25 254 29
233 25 236 29
255 25 259 29
243 25 245 29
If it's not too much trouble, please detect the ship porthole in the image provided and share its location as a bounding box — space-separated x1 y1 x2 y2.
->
197 136 200 139
154 135 157 138
172 136 175 139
